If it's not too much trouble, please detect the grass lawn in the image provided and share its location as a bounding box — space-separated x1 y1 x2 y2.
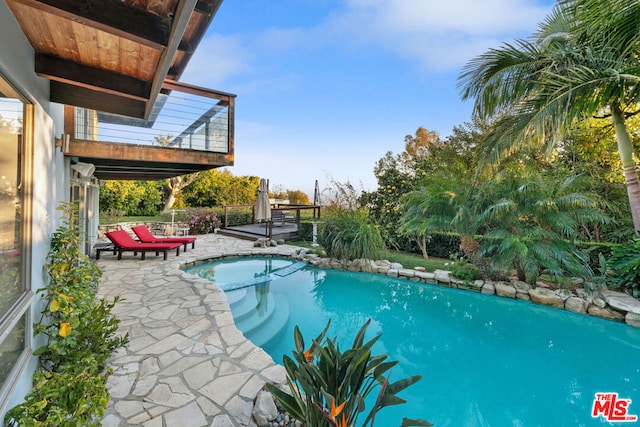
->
382 250 449 271
100 215 164 225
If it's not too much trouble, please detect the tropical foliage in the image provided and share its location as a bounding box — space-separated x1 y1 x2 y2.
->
475 173 609 284
266 320 431 427
458 1 640 232
606 239 640 297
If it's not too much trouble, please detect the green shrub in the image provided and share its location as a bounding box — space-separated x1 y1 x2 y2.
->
449 258 483 282
318 209 386 260
4 364 110 427
607 239 640 297
267 320 431 427
5 202 128 426
297 221 314 242
578 241 616 272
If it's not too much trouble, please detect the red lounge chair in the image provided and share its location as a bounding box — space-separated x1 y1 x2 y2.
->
105 230 182 260
131 225 197 251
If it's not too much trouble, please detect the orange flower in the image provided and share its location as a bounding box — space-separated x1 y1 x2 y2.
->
330 399 346 420
316 399 348 427
58 322 72 337
303 346 315 363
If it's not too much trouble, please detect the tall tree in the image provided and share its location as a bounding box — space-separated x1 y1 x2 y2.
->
163 173 200 212
153 134 201 212
458 3 640 232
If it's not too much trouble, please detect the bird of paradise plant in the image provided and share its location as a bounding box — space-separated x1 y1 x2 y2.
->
267 319 431 427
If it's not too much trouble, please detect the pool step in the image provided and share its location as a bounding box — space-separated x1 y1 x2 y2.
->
231 290 275 322
245 294 290 348
225 288 248 308
231 292 290 349
219 261 308 292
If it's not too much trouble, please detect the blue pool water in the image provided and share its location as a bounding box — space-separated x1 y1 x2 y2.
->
185 257 640 426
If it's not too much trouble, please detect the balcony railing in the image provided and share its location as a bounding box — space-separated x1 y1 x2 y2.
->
70 80 235 155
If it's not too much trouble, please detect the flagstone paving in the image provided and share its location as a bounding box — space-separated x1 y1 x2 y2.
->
97 234 296 427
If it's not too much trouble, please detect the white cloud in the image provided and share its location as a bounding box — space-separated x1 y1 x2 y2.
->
182 34 253 86
311 0 553 71
330 0 553 70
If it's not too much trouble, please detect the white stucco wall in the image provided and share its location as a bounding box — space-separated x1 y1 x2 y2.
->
0 1 68 421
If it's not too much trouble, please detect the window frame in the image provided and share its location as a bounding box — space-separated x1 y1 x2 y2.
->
0 72 34 413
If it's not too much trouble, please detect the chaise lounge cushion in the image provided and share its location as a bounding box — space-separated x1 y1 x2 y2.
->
105 229 182 260
131 225 196 251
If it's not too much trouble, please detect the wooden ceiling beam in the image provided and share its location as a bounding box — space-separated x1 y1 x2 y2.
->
144 0 198 118
50 82 146 118
10 0 171 49
36 54 151 101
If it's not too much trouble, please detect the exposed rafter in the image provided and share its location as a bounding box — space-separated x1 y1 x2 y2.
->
8 0 171 48
36 54 151 101
6 0 223 119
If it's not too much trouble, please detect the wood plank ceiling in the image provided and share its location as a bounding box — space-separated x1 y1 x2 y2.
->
6 0 223 119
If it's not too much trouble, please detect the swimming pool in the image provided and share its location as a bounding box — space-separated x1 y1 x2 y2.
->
184 257 640 426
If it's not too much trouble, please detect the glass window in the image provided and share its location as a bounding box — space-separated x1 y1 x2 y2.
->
0 97 23 317
0 314 25 390
0 81 29 398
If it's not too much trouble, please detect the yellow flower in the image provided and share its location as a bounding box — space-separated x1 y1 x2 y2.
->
49 299 60 312
58 322 72 337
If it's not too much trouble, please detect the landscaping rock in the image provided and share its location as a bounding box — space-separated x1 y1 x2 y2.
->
511 279 531 294
588 306 625 321
376 266 390 275
516 293 530 301
481 283 495 295
565 297 589 314
434 270 451 284
387 269 399 278
528 288 564 308
555 289 572 301
253 391 278 426
414 266 426 272
399 269 416 278
495 282 516 298
600 290 640 315
390 262 403 270
575 288 593 303
592 297 607 308
329 260 343 269
626 312 640 328
415 271 436 281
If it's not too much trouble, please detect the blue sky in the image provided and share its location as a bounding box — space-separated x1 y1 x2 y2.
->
182 0 555 198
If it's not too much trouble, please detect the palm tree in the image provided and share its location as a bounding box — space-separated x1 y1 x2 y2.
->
475 173 609 284
458 2 640 232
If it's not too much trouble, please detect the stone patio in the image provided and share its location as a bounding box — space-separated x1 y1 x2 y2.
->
97 234 295 427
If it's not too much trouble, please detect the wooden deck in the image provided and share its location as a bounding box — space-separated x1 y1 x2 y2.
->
218 222 298 241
